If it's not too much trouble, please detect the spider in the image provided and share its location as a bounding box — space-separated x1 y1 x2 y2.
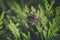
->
27 12 39 26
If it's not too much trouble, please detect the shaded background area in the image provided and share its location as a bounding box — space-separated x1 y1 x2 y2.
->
0 0 60 12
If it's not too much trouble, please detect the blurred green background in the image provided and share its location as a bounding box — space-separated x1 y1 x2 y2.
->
0 0 60 40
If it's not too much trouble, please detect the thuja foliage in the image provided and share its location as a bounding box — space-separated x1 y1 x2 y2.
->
0 0 60 40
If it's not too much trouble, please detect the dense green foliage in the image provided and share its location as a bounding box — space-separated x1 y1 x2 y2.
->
0 0 60 40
